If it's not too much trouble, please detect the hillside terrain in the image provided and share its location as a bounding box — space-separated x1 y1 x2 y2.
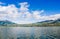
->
32 19 60 27
0 20 15 26
0 19 60 27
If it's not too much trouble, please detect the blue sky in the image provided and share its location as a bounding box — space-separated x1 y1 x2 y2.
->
0 0 60 11
0 0 60 24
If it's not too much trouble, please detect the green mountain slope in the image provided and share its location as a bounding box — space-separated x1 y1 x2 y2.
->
0 20 15 26
34 19 60 26
0 19 60 27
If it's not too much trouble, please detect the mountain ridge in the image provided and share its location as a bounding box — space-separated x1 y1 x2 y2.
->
0 20 15 26
0 18 60 26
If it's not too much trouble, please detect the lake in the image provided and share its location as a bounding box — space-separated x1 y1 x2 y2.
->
0 27 60 39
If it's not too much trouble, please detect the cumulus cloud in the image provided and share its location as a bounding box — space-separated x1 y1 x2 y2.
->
0 2 60 24
19 2 29 11
33 10 44 20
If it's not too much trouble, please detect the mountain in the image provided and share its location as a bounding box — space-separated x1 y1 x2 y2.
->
35 19 60 26
51 19 60 24
0 19 60 27
38 20 54 23
0 20 15 26
42 19 60 23
29 18 60 27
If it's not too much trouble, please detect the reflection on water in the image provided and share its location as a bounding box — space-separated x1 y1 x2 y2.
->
0 27 60 39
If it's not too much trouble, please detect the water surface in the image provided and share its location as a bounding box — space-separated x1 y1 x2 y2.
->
0 27 60 39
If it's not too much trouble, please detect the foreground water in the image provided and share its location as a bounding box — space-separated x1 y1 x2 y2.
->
0 27 60 39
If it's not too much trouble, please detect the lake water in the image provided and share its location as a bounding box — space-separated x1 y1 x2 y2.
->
0 27 60 39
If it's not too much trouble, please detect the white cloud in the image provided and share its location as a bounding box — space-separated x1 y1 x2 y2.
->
19 2 29 11
0 2 60 24
0 6 7 11
32 10 44 20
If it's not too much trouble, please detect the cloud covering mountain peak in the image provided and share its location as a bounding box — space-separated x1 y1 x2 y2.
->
0 2 60 24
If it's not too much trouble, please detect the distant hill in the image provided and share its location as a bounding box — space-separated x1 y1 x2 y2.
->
0 20 15 26
39 19 60 24
34 19 60 26
0 19 60 27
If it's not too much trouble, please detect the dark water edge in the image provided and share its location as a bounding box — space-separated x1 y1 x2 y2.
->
0 27 60 39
